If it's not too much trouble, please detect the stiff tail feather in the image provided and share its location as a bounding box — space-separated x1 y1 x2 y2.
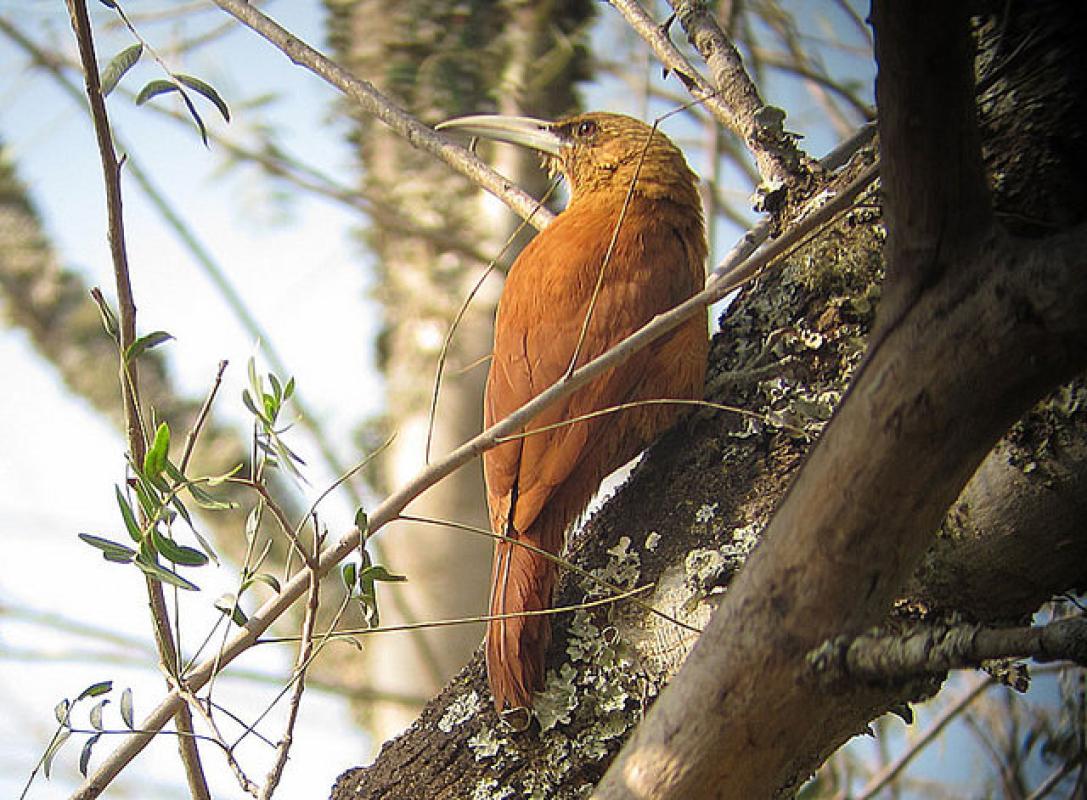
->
485 532 558 713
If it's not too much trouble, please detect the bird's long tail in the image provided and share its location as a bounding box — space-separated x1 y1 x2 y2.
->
486 527 558 713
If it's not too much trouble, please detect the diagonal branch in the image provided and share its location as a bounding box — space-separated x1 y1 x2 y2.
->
208 0 554 229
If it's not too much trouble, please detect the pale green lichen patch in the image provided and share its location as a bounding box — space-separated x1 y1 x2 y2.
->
437 689 481 733
471 777 514 800
591 535 640 590
468 725 503 760
645 530 661 551
535 662 579 732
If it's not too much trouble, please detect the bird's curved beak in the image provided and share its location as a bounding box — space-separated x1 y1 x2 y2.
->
436 115 563 157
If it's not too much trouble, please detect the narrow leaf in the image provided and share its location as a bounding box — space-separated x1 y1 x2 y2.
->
178 90 209 146
143 421 170 479
361 565 407 583
90 288 119 343
79 533 137 563
78 681 113 701
100 43 142 96
115 485 142 542
243 572 281 593
120 688 134 729
341 562 358 592
79 733 102 777
125 330 174 363
354 508 368 536
151 528 209 567
134 554 200 591
135 79 179 106
43 728 71 779
89 699 110 731
283 376 295 400
214 594 248 626
241 389 265 422
176 73 231 122
54 699 70 725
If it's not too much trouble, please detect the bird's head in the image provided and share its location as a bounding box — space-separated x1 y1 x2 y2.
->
437 111 700 209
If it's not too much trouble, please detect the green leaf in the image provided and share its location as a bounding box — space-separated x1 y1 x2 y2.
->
151 528 209 567
125 330 174 363
120 688 134 730
78 681 113 701
241 572 281 594
134 554 200 591
115 486 142 543
135 79 179 106
42 728 71 779
354 508 368 536
178 89 209 146
341 562 357 592
214 594 248 626
79 732 102 777
245 506 262 541
54 699 71 725
96 0 117 7
100 43 142 96
205 463 243 487
132 475 162 519
361 565 407 583
143 421 170 479
268 372 283 402
90 288 120 343
190 528 221 566
241 389 265 422
89 699 110 731
283 376 295 400
176 73 231 122
79 533 137 563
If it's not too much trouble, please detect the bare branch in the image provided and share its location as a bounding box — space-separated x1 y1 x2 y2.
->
208 0 554 229
809 617 1087 686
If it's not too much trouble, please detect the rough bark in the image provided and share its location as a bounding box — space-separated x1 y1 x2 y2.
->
333 1 1086 797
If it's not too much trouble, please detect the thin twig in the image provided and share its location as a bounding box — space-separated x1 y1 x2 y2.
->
73 138 879 800
180 360 228 473
852 675 995 800
396 513 699 634
425 180 561 463
259 584 654 643
260 544 321 798
64 3 211 797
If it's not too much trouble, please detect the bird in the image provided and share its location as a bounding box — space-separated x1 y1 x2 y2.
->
437 112 708 719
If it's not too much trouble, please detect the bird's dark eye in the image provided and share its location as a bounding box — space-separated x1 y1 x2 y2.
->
576 120 597 138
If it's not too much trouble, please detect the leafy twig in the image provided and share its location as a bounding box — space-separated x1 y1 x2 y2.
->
64 2 210 796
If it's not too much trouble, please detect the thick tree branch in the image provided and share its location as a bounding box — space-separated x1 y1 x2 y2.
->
809 617 1087 686
595 219 1087 796
666 0 811 188
872 1 994 329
